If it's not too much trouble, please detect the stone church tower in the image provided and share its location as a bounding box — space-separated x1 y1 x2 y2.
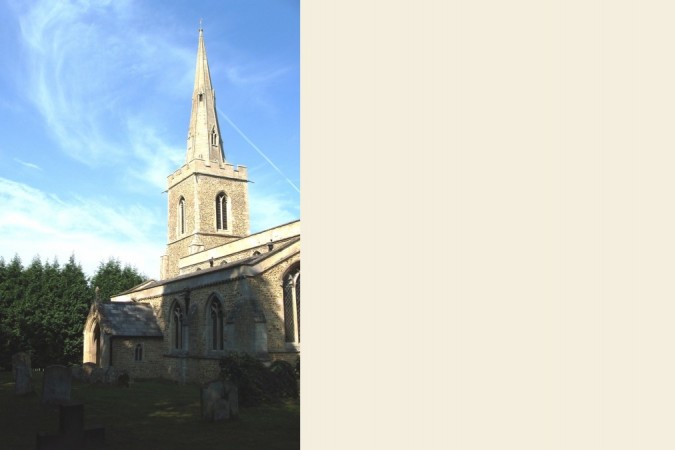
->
161 29 250 279
84 28 300 383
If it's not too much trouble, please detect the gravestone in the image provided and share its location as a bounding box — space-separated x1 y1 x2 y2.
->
41 365 72 405
226 380 239 418
89 367 106 384
36 402 105 449
12 352 33 395
70 365 83 381
200 379 239 421
213 398 230 421
81 362 96 377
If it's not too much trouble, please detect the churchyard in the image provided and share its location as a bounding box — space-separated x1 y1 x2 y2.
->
0 368 299 449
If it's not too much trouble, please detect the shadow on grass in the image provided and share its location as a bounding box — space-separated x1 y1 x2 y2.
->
0 371 299 450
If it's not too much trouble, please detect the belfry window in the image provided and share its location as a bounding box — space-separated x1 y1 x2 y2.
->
211 128 218 146
215 192 228 231
283 265 301 343
178 197 186 235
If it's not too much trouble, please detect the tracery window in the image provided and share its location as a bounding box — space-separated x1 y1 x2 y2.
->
283 265 301 343
209 297 224 351
172 303 184 350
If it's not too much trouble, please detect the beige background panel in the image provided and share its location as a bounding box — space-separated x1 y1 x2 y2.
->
303 1 675 449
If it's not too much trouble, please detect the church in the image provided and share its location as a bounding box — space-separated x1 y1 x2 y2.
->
82 29 300 384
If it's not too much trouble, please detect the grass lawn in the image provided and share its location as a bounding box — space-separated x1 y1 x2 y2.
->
0 370 299 449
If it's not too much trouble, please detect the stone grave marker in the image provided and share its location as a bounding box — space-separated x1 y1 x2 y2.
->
41 365 72 405
12 352 33 395
200 379 239 421
226 380 239 418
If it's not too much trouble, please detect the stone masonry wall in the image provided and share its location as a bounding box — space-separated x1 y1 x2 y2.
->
110 338 164 379
164 169 249 279
131 251 300 383
249 254 301 356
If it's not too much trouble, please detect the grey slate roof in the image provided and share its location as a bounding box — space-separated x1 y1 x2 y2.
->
96 302 163 337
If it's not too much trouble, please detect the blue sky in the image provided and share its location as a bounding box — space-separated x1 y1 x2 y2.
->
0 0 300 279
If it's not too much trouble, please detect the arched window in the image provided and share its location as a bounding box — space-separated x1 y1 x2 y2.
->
134 343 143 361
283 265 301 343
215 192 228 231
178 197 186 235
172 303 184 350
209 298 224 351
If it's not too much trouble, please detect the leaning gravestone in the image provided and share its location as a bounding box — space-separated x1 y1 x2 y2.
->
41 365 72 405
12 352 33 395
200 379 239 421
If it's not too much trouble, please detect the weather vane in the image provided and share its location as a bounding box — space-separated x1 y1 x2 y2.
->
199 18 203 30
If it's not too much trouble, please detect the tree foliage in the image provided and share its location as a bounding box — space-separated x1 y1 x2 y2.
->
0 254 147 369
89 258 145 303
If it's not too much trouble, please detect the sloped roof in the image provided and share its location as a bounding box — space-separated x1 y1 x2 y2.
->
117 236 301 296
96 302 163 337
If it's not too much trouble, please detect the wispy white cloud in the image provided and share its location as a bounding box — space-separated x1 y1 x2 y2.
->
14 0 192 174
0 177 164 278
123 116 185 192
13 158 42 170
248 189 299 233
224 65 291 86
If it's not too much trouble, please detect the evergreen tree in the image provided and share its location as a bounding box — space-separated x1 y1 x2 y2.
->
57 255 93 364
90 258 146 302
0 255 24 367
0 254 145 368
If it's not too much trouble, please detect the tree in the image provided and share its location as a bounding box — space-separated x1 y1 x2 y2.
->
0 254 146 369
90 258 146 303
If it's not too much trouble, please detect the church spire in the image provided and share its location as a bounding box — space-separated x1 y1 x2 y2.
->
186 27 225 165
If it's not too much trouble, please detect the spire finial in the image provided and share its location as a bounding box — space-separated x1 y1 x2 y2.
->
199 18 203 31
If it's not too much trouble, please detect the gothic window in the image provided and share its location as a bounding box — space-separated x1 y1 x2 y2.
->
134 343 143 361
178 197 186 235
283 265 301 343
172 303 184 350
215 192 228 231
209 297 224 351
211 128 218 146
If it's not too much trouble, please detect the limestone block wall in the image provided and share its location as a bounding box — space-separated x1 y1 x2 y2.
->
166 164 249 244
164 167 250 279
129 248 300 383
249 254 301 359
193 174 249 237
110 338 164 379
162 356 221 384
